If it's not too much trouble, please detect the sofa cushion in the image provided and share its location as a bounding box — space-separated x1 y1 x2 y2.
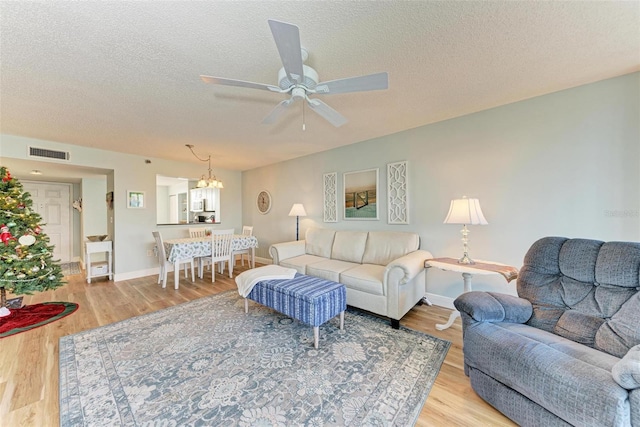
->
595 293 640 358
518 238 640 357
305 228 336 258
279 254 326 275
306 259 360 283
464 322 630 427
612 345 640 390
340 264 385 296
554 310 605 346
331 231 368 264
361 231 419 266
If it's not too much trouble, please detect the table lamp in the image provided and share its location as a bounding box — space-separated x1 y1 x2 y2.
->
288 204 307 241
444 197 488 264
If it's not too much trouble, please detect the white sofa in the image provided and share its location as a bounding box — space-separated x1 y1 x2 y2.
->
269 228 432 328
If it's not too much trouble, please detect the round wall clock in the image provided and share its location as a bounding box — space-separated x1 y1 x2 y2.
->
256 190 272 214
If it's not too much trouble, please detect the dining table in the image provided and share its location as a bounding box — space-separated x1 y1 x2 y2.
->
163 234 258 288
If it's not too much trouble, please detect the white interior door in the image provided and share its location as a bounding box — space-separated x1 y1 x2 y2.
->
22 182 72 263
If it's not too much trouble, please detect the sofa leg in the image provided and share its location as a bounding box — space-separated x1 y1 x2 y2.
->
390 319 400 329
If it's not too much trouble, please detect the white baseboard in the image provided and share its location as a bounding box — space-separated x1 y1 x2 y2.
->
114 267 160 282
113 259 274 283
424 293 455 310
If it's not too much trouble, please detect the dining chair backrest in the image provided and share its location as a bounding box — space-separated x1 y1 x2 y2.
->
242 225 254 236
212 229 234 260
152 231 167 265
189 228 207 238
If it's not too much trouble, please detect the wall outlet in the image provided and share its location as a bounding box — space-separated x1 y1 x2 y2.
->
147 250 154 257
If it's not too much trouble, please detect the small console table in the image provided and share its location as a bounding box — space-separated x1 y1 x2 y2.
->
85 240 113 283
425 257 518 331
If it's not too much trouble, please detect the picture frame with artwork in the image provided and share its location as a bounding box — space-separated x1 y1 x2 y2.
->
127 191 145 209
387 161 409 224
323 172 338 222
344 168 379 220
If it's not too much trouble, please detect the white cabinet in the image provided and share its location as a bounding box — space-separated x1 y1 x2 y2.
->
85 240 113 283
190 189 204 212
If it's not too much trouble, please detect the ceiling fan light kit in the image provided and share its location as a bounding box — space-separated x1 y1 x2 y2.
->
200 19 388 129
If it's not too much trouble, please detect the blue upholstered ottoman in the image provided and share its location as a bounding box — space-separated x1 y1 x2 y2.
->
244 273 346 348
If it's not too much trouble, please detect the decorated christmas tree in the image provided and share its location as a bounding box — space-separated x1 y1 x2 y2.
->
0 166 64 312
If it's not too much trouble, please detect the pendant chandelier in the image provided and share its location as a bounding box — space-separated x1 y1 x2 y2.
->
185 144 224 189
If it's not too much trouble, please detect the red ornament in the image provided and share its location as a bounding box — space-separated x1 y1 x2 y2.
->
2 170 11 182
17 203 25 209
0 224 16 245
33 226 42 235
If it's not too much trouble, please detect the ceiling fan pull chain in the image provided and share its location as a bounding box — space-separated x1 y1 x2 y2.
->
302 100 306 131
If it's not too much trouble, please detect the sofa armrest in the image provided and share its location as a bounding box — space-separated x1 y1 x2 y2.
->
612 344 640 390
269 240 306 264
454 291 533 324
385 250 432 285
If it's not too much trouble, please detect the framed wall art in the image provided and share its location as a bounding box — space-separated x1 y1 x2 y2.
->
344 168 379 220
323 172 338 222
127 191 145 209
387 161 409 224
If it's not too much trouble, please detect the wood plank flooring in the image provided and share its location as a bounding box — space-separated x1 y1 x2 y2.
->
0 264 516 426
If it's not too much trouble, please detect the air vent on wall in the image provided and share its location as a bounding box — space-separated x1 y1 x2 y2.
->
28 146 70 161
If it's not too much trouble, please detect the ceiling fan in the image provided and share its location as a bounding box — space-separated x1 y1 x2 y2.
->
200 19 389 128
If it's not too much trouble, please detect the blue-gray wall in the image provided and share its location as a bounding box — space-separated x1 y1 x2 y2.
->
242 72 640 306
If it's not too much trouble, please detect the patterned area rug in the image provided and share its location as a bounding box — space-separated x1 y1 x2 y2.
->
59 291 450 426
59 262 81 276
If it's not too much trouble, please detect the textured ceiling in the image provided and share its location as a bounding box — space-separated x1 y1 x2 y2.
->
1 1 638 171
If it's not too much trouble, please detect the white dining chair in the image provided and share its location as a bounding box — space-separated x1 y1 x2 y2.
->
152 231 195 289
189 227 211 273
210 229 234 282
188 228 207 238
233 225 254 268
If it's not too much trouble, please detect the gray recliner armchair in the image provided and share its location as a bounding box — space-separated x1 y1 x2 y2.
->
454 237 640 426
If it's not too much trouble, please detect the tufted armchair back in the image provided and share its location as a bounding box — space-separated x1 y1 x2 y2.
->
518 236 640 358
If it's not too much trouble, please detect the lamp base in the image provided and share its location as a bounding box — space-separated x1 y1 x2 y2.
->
457 224 475 264
457 255 475 265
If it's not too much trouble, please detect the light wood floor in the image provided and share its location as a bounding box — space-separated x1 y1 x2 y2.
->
0 264 516 426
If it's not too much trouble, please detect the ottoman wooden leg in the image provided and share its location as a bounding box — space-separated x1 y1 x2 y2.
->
340 311 344 330
313 327 319 349
244 298 248 313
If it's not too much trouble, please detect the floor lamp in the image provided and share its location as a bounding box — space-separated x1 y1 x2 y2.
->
288 204 307 241
443 197 488 264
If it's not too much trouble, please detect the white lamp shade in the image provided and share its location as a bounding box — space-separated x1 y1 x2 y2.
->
443 198 488 225
288 204 307 217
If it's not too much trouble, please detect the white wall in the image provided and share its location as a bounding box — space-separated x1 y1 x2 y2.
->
0 137 243 280
242 72 640 305
80 177 108 263
81 177 108 239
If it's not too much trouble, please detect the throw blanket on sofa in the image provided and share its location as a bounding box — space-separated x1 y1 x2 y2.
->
235 265 297 297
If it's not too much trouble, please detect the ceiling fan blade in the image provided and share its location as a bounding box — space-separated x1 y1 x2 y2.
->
268 20 304 84
306 98 348 127
262 98 294 124
200 75 281 92
314 72 389 94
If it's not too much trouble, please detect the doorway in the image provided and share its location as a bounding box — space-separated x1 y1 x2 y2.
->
21 181 72 263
